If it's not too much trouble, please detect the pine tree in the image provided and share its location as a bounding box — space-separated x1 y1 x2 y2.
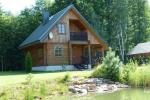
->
25 52 32 73
101 49 122 81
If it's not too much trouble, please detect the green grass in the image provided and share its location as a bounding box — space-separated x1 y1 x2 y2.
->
0 71 92 86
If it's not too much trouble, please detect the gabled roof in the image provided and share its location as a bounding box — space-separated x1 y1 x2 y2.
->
19 4 108 49
128 42 150 55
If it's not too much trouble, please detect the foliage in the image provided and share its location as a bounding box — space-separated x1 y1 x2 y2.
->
25 52 32 73
91 65 103 78
129 66 150 87
92 49 122 81
120 60 137 83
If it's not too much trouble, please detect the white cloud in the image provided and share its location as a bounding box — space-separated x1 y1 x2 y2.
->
0 0 35 15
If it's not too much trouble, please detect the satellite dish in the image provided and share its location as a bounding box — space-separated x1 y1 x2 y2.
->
49 32 53 39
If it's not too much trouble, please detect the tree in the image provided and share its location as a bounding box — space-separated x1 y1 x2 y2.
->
25 52 32 73
101 49 122 81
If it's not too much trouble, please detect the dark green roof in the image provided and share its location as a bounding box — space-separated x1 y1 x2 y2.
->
20 4 108 48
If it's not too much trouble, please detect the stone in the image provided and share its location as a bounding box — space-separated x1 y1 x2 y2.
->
101 84 108 91
96 87 103 93
115 82 120 85
78 89 88 95
87 84 96 91
68 86 77 93
85 78 98 84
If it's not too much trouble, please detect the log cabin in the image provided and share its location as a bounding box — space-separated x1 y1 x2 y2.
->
19 4 108 71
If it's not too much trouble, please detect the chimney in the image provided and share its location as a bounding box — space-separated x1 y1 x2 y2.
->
42 10 49 24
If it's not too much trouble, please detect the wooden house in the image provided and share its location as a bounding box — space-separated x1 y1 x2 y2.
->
19 4 108 71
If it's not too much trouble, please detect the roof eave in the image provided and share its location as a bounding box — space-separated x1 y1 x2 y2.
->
19 40 41 49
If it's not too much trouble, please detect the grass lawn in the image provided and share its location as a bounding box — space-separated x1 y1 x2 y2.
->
0 70 92 86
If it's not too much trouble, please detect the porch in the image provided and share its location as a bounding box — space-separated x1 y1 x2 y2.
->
69 41 104 69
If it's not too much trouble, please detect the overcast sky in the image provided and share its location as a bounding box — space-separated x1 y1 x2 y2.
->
0 0 36 15
0 0 150 15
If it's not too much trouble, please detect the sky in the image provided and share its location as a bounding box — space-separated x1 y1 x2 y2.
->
0 0 150 15
0 0 36 15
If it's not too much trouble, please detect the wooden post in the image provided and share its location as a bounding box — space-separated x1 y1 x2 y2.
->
101 47 104 57
69 42 72 64
88 43 91 69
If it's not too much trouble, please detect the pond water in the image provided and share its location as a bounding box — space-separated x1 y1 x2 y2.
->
51 88 150 100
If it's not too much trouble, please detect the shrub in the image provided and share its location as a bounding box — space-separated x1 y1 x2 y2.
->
120 60 137 83
25 52 32 73
91 65 103 78
92 48 122 81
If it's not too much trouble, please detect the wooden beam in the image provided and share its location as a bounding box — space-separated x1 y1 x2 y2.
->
69 42 72 64
88 43 91 65
69 41 88 44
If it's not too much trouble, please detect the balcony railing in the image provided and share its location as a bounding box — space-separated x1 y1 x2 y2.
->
70 32 88 41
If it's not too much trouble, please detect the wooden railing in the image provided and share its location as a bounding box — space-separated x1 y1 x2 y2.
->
70 32 88 41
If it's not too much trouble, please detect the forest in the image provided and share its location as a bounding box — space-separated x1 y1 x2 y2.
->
0 0 150 71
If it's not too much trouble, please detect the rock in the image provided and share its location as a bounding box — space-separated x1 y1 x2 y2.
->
107 85 118 91
117 84 130 88
69 86 77 93
78 89 88 95
96 87 103 93
87 84 96 92
85 78 98 84
101 84 108 91
115 82 120 85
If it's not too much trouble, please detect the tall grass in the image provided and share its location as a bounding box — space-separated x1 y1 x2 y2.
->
129 66 150 87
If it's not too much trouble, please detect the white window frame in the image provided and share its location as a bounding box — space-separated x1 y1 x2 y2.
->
58 23 65 34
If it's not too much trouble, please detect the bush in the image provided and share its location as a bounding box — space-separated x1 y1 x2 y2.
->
92 48 122 81
91 65 103 78
120 60 137 83
25 52 32 73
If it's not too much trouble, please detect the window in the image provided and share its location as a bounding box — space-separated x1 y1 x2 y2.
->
54 45 64 57
58 23 65 34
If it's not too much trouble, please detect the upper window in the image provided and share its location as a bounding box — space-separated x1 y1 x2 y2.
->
58 23 65 34
54 45 64 57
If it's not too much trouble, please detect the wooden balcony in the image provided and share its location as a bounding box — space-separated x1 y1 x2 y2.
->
70 32 88 41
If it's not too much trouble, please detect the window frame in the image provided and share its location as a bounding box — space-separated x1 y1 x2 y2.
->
54 45 64 57
58 23 65 34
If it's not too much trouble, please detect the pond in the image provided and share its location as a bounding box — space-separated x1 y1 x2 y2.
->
50 88 150 100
